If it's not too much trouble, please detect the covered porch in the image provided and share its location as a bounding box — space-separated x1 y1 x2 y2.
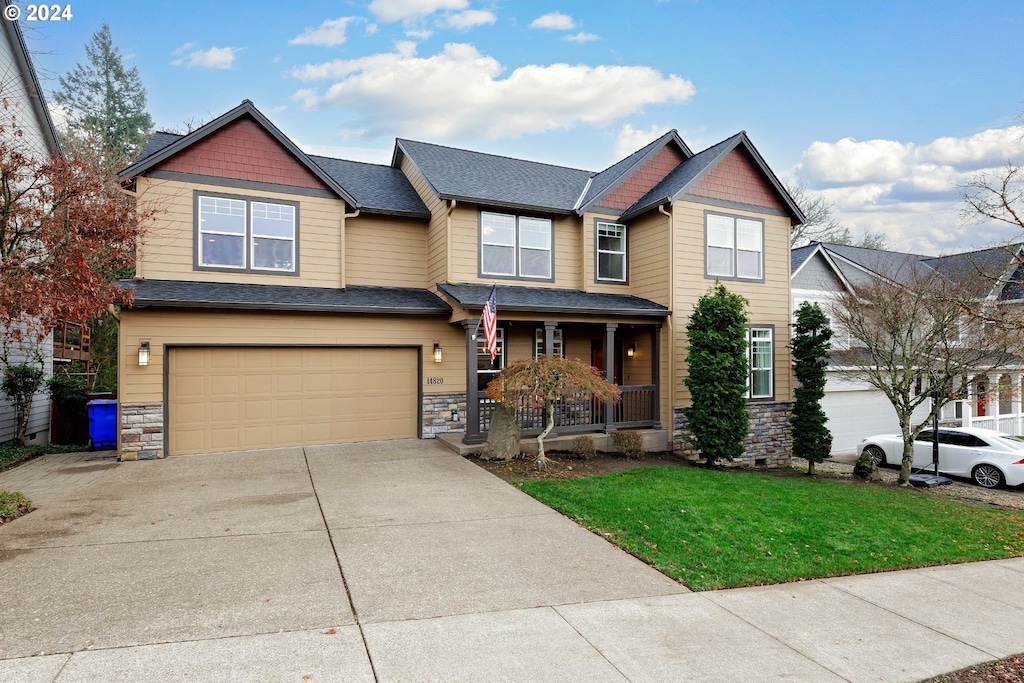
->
940 370 1024 435
436 283 670 445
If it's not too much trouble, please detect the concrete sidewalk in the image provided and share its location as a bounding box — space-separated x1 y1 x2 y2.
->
1 441 1022 682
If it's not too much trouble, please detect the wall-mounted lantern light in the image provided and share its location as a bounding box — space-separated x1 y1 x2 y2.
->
433 342 443 363
138 341 151 367
626 342 637 358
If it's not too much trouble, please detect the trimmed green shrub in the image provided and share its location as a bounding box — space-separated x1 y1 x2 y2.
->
612 429 644 459
1 363 45 445
684 283 750 467
791 301 834 475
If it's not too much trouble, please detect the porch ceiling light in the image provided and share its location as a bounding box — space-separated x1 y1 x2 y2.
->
627 343 636 357
433 342 443 363
138 341 151 367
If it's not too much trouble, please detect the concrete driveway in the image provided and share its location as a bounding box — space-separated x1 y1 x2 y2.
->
2 440 1024 682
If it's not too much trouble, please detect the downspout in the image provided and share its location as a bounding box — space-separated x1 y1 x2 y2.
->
446 199 457 285
341 207 360 289
659 202 674 435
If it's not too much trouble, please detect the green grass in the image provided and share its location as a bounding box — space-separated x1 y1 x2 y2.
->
0 442 89 472
518 467 1024 591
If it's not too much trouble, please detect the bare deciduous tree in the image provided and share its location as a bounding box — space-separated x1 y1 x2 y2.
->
785 179 888 249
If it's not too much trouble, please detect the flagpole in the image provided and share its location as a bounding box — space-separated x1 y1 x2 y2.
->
470 284 496 341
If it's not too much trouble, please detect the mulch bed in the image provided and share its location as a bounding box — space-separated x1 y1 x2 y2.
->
924 654 1024 682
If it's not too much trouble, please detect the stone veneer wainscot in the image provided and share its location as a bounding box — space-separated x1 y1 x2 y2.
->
422 392 467 438
120 402 165 460
673 401 793 467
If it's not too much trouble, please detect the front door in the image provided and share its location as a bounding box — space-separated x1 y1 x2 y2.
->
591 339 622 384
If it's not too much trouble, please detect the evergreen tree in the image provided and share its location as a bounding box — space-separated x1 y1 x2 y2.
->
684 283 750 467
790 302 833 475
53 24 153 163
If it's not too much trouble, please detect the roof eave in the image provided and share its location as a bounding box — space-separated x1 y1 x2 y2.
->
460 302 670 317
3 8 61 157
437 193 576 216
129 299 450 315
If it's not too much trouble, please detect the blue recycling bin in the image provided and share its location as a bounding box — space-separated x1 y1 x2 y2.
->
87 399 118 450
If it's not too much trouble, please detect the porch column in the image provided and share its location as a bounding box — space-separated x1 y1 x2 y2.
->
543 321 557 357
965 376 974 427
462 320 483 444
604 323 617 432
1013 374 1023 434
651 324 662 429
989 373 1001 428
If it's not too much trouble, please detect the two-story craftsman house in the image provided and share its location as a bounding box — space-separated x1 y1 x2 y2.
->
116 101 803 463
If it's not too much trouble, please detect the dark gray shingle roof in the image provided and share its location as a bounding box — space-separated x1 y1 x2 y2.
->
819 243 930 284
437 283 669 317
122 280 451 315
579 130 690 211
396 139 592 213
790 243 819 274
136 131 181 162
308 155 429 218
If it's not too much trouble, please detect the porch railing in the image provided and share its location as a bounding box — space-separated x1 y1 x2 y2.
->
478 384 657 436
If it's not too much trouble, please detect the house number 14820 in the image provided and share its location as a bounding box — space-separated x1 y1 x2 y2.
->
427 377 444 385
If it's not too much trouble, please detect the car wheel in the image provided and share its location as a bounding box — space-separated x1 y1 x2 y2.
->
864 445 886 467
971 464 1005 489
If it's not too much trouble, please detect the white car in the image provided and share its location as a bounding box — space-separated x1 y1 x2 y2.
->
856 427 1024 489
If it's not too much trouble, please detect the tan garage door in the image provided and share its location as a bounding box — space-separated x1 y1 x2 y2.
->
168 346 418 455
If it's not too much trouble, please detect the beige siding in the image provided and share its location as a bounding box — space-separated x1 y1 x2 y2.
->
119 310 465 406
400 156 448 285
626 210 672 307
345 214 428 287
135 177 344 288
581 212 638 295
671 200 793 406
447 205 582 288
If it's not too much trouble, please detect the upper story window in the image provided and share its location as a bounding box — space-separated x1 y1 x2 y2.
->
596 222 626 282
748 326 773 399
481 211 552 280
196 192 298 274
706 212 763 280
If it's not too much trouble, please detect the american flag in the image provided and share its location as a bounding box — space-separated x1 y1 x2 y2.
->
482 285 498 362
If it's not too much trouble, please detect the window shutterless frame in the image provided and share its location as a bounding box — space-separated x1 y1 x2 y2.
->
194 191 300 276
595 220 627 283
479 210 553 281
747 325 774 399
704 210 764 282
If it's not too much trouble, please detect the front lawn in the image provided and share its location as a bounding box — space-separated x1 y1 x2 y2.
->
518 466 1024 591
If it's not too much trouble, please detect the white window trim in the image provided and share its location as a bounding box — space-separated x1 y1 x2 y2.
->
534 328 564 358
705 212 764 281
196 193 298 274
480 211 552 280
477 327 506 389
198 196 247 270
250 201 296 273
747 326 773 399
596 221 627 282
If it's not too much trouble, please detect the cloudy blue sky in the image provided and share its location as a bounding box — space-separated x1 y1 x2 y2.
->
22 0 1024 254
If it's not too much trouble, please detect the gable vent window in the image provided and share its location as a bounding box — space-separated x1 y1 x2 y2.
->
197 193 297 274
596 221 626 282
481 211 552 280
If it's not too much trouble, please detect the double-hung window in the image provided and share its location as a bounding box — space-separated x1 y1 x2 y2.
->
706 212 763 280
534 328 564 358
481 211 552 280
596 222 626 282
477 327 505 392
747 327 773 399
197 193 297 274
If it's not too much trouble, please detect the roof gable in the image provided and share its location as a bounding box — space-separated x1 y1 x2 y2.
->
119 100 358 207
577 130 692 214
690 146 787 211
1 6 60 156
620 132 805 223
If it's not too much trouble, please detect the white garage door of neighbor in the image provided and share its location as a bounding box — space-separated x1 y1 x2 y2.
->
168 346 418 455
822 389 901 454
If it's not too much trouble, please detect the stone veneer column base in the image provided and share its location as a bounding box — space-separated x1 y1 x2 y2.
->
422 392 468 438
673 401 793 468
120 402 165 460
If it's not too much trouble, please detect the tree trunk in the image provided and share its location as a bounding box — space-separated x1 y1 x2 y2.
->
536 399 555 468
899 438 914 486
479 404 520 461
807 459 816 476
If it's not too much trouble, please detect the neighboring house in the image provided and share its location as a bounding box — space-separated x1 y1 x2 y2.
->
791 241 1024 453
0 7 62 444
116 100 804 462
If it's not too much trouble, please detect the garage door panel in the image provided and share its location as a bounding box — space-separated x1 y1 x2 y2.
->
169 347 418 455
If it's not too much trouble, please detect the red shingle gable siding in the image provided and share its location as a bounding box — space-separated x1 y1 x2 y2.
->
153 118 331 191
690 148 785 211
601 145 687 210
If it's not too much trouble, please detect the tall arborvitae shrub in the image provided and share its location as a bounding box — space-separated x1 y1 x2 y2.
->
791 301 834 474
684 283 750 467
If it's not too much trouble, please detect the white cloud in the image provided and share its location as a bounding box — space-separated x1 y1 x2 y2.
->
530 12 575 30
565 31 598 43
290 17 355 47
916 126 1024 170
172 42 196 56
405 28 432 39
366 23 378 35
614 123 667 158
447 9 496 29
369 0 467 22
181 46 240 70
799 137 911 184
290 43 695 140
395 40 418 58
